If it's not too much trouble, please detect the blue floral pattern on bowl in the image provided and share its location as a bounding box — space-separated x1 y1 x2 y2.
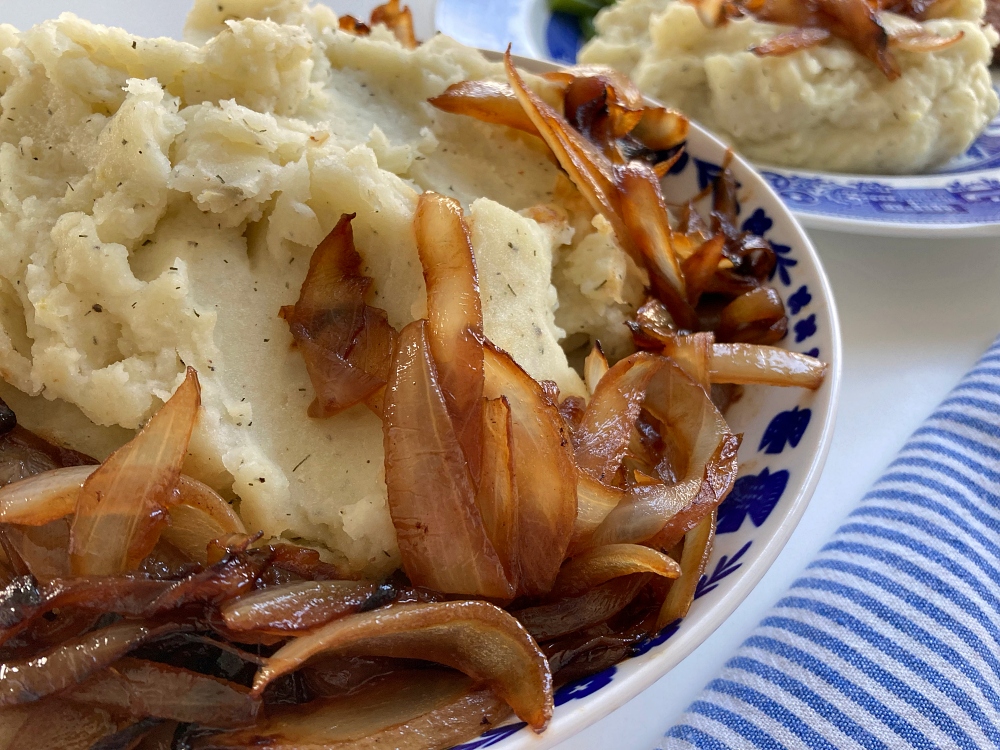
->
436 0 1000 236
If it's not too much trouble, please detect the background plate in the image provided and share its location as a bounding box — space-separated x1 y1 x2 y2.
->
436 0 1000 238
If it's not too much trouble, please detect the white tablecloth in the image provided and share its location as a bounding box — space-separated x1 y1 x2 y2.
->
6 2 1000 747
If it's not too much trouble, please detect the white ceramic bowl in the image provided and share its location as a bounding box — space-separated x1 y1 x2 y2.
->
448 54 843 750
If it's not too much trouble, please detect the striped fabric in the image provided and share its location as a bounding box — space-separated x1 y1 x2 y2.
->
662 337 1000 749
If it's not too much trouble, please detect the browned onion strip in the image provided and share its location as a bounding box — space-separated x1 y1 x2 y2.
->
591 362 738 547
0 466 96 527
251 601 553 731
657 512 716 627
751 27 832 56
2 519 70 581
717 287 786 343
414 192 485 480
660 332 714 390
680 234 726 306
383 321 511 598
197 670 511 750
617 162 699 330
0 576 170 647
483 342 577 597
553 544 680 597
147 546 272 615
370 0 419 48
69 368 200 577
220 581 378 635
815 0 899 78
515 574 649 642
429 81 538 135
632 107 689 152
584 342 609 396
889 27 964 51
2 699 118 750
0 620 176 706
161 480 246 565
504 50 631 257
281 215 395 418
477 397 520 587
575 353 661 484
338 15 371 35
709 343 827 389
571 474 626 551
68 658 259 729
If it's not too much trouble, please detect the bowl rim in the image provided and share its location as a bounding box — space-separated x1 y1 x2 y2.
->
473 50 844 750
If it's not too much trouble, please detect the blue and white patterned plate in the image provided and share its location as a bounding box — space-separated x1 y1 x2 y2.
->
436 0 1000 238
439 52 843 750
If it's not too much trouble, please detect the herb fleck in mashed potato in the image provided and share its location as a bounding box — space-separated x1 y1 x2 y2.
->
0 0 644 576
580 0 999 173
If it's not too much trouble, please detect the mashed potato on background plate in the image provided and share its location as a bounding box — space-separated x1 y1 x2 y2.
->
0 0 647 576
580 0 999 174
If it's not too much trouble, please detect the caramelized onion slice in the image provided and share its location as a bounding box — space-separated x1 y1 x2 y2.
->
504 50 630 256
631 107 689 151
576 352 661 484
889 27 963 51
220 581 379 635
477 397 519 587
554 544 680 597
2 519 71 582
0 466 95 527
592 361 737 547
751 27 832 56
69 658 259 729
370 0 418 48
584 342 609 396
2 699 117 750
162 479 246 565
148 546 272 615
515 574 649 642
0 464 241 566
709 343 827 389
717 287 786 343
69 368 200 577
483 341 577 597
571 474 626 552
383 321 511 598
680 234 726 306
661 332 714 390
657 512 716 627
414 192 485 479
0 575 170 647
252 601 553 731
197 670 510 750
429 81 538 135
0 620 174 707
617 162 698 329
281 214 395 418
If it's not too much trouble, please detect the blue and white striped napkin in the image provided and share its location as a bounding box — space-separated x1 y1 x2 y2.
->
663 337 1000 749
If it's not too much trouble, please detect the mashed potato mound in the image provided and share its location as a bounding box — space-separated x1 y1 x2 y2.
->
580 0 999 173
0 0 644 576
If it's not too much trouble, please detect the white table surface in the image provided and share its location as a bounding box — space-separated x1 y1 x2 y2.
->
6 1 1000 748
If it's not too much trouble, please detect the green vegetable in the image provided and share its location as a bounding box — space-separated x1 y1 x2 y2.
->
549 0 610 14
548 0 616 39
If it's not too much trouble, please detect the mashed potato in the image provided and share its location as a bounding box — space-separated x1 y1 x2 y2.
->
580 0 999 173
0 0 644 576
